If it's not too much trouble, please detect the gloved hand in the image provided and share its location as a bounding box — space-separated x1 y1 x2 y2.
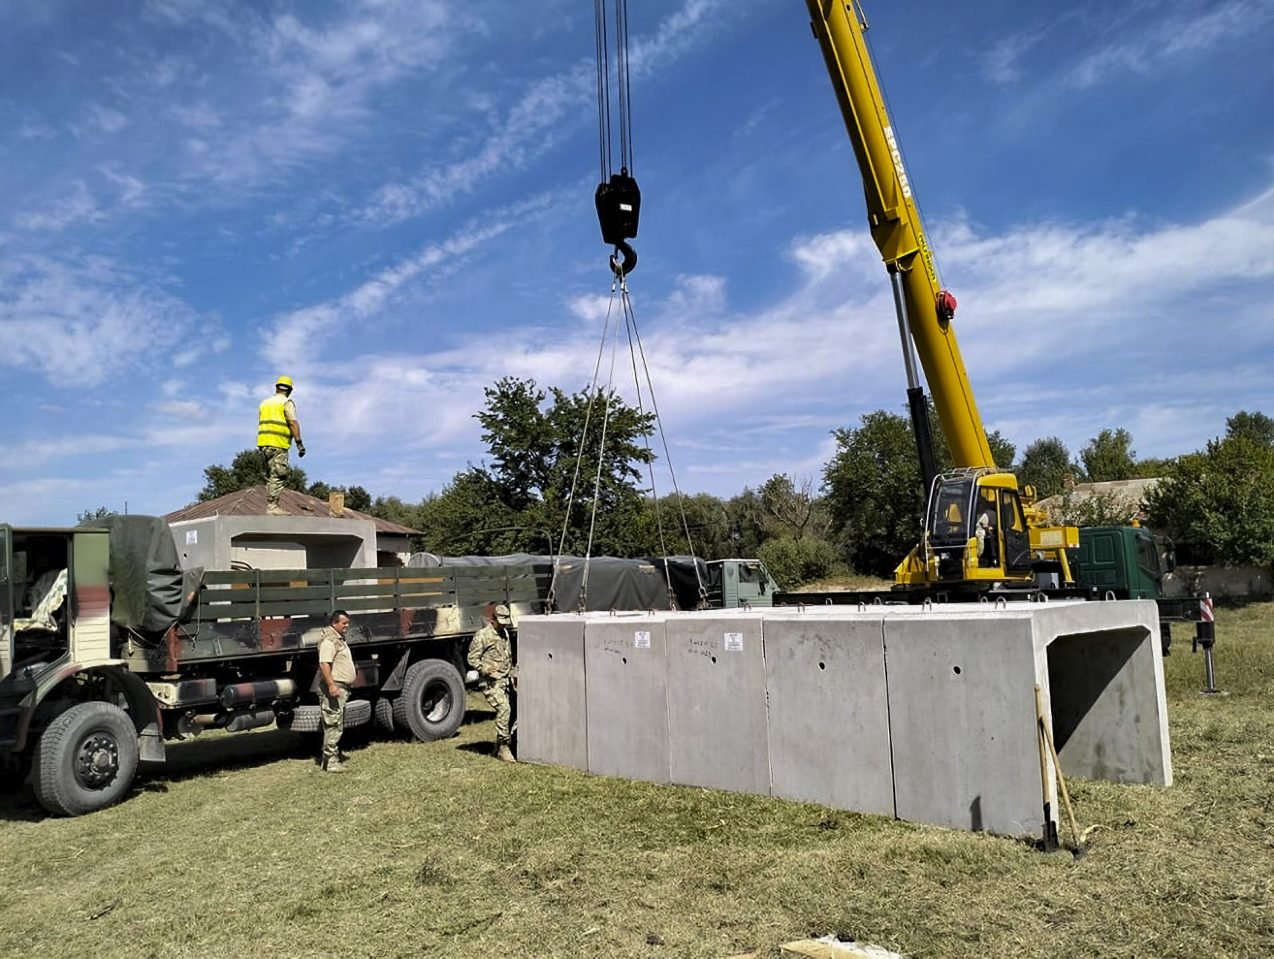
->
297 443 307 458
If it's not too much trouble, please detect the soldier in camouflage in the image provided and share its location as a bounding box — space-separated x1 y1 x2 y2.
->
467 603 517 763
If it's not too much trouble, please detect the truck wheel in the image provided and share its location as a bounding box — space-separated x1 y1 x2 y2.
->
32 702 139 817
392 659 465 742
374 697 397 734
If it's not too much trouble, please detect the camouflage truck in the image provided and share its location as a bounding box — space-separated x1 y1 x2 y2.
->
0 516 538 817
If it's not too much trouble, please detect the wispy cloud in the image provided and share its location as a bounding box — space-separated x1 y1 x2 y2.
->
0 255 210 386
1067 0 1269 88
267 189 565 364
13 180 101 231
359 0 733 225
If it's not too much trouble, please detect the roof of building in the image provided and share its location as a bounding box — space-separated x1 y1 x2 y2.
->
164 486 419 536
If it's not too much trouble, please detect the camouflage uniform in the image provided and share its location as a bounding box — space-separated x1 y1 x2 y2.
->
467 616 515 750
317 623 355 764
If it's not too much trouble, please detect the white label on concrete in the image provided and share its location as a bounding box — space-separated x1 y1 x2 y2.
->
634 630 651 649
724 631 744 652
185 530 198 544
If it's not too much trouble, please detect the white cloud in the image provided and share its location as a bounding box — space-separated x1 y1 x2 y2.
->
359 0 733 225
13 180 101 231
1066 0 1269 89
0 255 208 386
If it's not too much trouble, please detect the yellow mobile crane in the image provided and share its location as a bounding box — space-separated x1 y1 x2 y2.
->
805 0 1078 594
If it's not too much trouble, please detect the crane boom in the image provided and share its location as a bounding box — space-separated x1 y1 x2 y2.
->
805 0 995 469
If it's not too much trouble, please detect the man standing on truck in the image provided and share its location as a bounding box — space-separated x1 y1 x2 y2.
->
468 603 517 763
317 609 354 773
257 374 306 516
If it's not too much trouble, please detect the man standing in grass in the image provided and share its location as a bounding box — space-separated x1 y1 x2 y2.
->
317 609 354 773
468 603 517 763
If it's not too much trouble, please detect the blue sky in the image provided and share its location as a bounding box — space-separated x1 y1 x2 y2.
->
2 0 1272 526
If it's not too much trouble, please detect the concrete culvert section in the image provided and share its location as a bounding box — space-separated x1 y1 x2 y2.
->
517 600 1170 839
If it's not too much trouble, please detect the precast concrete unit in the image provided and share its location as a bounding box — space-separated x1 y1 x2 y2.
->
583 613 670 783
516 617 587 769
516 599 1171 838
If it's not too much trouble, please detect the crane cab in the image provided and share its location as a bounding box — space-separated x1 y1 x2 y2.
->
896 470 1078 592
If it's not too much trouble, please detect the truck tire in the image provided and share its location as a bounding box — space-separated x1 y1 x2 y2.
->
392 659 465 742
32 702 139 817
288 699 372 733
374 697 397 734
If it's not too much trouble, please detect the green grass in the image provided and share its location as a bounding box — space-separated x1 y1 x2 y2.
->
1 605 1272 958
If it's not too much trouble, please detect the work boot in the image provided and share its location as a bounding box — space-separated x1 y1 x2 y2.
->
322 758 347 773
496 744 517 764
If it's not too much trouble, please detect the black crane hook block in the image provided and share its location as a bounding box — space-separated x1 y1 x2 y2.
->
596 169 640 264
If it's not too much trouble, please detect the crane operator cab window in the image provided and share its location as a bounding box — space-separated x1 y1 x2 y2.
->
975 487 999 567
928 477 976 548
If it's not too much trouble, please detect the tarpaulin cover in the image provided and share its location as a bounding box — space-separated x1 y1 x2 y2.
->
87 516 202 634
407 552 709 612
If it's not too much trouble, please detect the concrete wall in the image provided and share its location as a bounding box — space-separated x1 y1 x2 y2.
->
516 600 1171 839
170 516 378 570
1162 565 1274 600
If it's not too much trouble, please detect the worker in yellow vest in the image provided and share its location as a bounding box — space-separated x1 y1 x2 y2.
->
257 375 305 515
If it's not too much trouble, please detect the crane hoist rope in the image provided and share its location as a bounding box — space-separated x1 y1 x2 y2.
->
594 0 639 277
547 269 708 613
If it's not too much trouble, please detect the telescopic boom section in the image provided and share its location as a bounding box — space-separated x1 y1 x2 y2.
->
806 0 995 469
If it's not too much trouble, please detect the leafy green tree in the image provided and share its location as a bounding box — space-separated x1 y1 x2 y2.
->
1225 410 1274 447
1144 434 1274 566
1133 456 1173 478
1081 428 1136 482
987 432 1016 471
307 482 373 513
1017 437 1080 498
472 377 656 555
823 410 926 577
757 534 843 589
1051 490 1140 528
198 449 308 501
76 506 118 526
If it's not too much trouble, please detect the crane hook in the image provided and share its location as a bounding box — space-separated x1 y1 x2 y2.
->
609 240 637 278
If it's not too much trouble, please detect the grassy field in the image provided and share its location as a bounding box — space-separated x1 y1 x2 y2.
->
0 604 1271 959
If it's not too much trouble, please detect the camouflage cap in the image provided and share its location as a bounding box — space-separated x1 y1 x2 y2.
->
493 604 512 624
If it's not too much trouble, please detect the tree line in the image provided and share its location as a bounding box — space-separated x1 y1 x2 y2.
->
80 383 1274 586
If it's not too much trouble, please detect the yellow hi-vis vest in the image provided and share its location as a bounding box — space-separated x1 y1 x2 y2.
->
257 394 292 449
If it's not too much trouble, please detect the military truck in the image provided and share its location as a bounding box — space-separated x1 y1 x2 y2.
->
1071 524 1208 655
411 552 781 611
0 516 539 817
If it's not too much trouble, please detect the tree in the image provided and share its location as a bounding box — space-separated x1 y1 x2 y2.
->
1225 410 1274 448
823 410 927 578
1144 434 1274 566
759 474 832 541
1081 428 1136 482
987 432 1016 471
1017 437 1080 498
199 449 308 501
758 535 843 589
76 506 118 526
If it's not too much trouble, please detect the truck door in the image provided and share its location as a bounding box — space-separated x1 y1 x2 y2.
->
998 490 1032 573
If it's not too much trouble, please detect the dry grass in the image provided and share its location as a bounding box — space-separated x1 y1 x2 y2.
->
1 604 1271 958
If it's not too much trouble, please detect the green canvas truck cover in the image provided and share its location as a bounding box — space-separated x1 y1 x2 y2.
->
86 515 202 634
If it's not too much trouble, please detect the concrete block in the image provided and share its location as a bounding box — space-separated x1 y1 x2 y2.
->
584 615 670 783
884 609 1045 835
763 612 894 817
515 616 587 769
1036 600 1171 786
664 612 770 795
